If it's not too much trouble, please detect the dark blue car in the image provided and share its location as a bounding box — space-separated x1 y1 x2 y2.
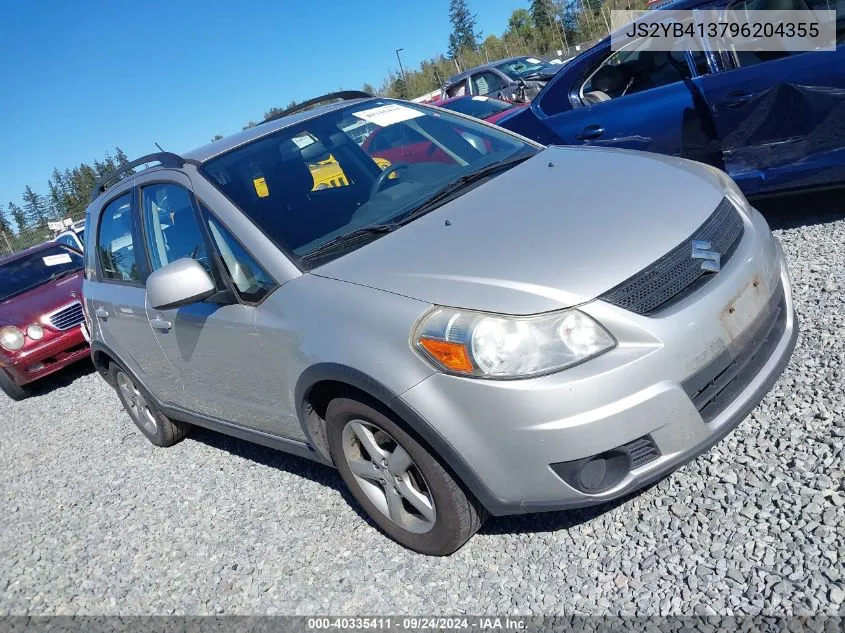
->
501 0 845 197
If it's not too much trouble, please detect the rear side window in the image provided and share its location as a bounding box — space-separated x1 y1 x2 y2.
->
723 0 844 65
97 193 140 283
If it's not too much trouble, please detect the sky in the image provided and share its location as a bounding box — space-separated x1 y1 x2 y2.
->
0 0 522 213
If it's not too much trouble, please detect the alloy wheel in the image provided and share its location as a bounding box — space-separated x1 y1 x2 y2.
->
116 371 158 436
341 419 436 534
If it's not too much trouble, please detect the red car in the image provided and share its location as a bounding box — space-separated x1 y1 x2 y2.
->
0 242 90 400
360 96 530 168
431 95 529 126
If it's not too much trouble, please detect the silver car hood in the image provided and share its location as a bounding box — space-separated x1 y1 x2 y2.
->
313 146 727 314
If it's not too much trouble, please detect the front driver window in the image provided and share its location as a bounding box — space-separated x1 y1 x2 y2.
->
140 183 213 277
471 71 507 96
580 36 703 105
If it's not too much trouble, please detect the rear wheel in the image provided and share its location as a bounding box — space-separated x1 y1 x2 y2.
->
326 397 486 555
110 363 188 447
0 370 29 401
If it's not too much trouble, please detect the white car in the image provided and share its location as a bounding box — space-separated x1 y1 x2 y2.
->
54 221 85 252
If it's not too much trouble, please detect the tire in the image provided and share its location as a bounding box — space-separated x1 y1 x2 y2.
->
109 362 189 447
0 369 29 401
325 396 487 555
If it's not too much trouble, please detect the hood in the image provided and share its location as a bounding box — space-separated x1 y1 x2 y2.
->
485 103 530 125
0 271 84 328
313 146 727 314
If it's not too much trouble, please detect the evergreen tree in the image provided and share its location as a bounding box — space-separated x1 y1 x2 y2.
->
21 186 48 227
0 206 11 235
447 0 480 57
8 202 27 233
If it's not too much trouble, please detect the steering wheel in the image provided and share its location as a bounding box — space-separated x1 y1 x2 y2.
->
370 163 409 199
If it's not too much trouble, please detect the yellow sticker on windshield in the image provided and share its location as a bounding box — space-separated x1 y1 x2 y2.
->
253 177 269 198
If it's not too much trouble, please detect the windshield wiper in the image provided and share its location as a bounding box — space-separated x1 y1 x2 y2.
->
302 223 396 261
51 268 82 281
396 153 534 227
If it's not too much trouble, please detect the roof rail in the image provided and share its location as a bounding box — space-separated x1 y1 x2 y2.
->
263 90 374 124
90 151 186 201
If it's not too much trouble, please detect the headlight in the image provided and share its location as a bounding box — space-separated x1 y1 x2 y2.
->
0 326 25 351
26 324 44 340
413 307 616 379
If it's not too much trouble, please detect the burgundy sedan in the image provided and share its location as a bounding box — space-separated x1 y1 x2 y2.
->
0 243 90 400
431 95 529 126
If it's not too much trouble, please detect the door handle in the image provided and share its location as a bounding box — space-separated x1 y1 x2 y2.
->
94 307 108 320
575 125 605 141
150 316 172 332
721 91 754 109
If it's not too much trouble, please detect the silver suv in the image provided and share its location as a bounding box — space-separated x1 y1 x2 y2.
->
83 95 797 555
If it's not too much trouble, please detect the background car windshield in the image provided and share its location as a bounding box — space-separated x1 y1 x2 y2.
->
201 100 537 265
0 246 83 302
440 97 514 119
496 57 553 79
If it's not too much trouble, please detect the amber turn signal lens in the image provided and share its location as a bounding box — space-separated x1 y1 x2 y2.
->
418 337 474 373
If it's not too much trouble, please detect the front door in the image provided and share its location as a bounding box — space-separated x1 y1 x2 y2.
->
135 175 284 434
535 37 717 163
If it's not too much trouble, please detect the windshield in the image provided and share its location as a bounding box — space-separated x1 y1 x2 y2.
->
496 57 554 79
202 99 538 266
0 245 83 302
438 97 514 120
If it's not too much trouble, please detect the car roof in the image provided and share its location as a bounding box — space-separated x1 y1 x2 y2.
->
0 242 63 267
446 56 538 85
182 97 378 164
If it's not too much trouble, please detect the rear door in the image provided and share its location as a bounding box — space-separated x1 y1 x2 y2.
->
86 187 182 404
533 35 719 163
135 173 285 434
697 0 845 194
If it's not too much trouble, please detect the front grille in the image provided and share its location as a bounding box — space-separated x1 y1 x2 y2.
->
600 198 745 315
683 285 786 423
47 301 84 331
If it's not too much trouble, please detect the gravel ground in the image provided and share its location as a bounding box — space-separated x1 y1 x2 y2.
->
1 193 843 616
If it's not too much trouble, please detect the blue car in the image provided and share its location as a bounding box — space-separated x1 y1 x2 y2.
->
501 0 845 197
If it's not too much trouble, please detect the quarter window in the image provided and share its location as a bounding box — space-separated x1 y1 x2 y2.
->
97 193 140 283
204 210 276 303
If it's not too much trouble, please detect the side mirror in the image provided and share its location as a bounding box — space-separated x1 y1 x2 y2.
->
147 258 216 310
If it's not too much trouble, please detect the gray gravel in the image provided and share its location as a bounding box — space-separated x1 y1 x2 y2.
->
1 193 844 616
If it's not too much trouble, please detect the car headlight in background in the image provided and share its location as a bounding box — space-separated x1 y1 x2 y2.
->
26 324 44 340
413 307 616 379
0 326 25 351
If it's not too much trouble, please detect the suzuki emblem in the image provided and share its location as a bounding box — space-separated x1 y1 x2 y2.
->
691 240 721 273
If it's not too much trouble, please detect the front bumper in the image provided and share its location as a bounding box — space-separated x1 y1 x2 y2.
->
0 325 90 386
398 208 797 515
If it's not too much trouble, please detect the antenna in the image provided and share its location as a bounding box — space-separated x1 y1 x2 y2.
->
154 142 165 152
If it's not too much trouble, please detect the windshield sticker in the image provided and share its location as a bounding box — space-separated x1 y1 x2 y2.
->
471 96 489 101
352 104 424 127
253 177 270 198
43 254 72 266
292 134 316 149
526 57 541 63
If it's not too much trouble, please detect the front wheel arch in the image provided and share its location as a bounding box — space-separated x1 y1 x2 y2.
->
295 364 503 514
